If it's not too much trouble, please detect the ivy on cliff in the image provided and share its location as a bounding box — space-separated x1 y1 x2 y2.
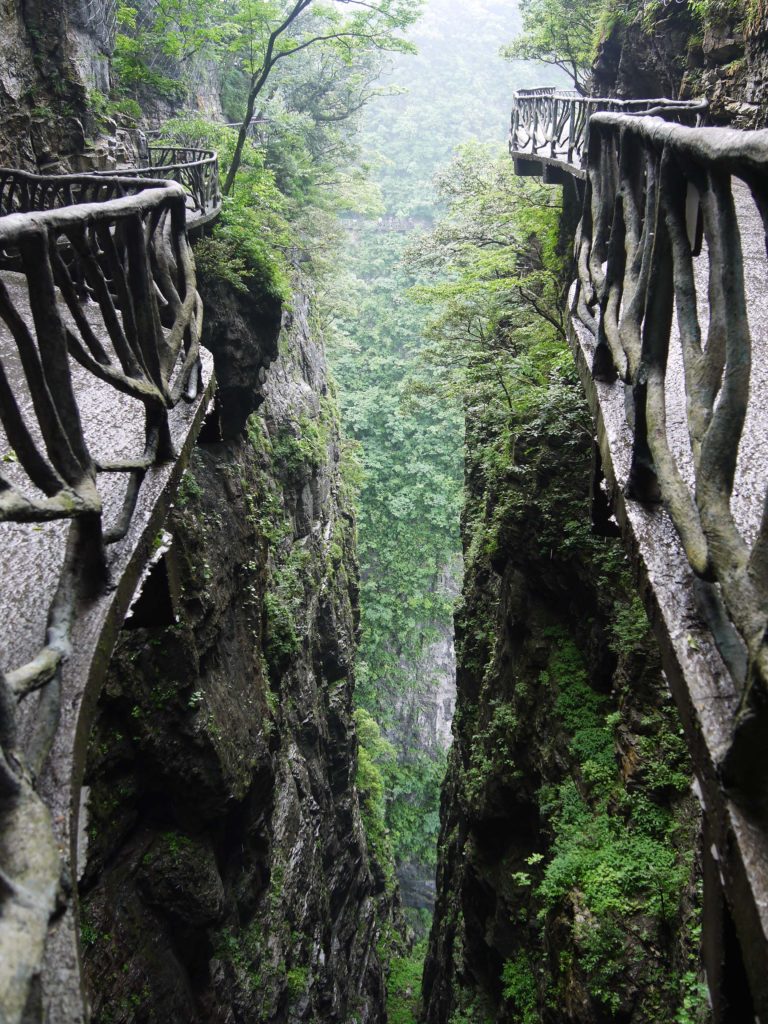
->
437 357 706 1022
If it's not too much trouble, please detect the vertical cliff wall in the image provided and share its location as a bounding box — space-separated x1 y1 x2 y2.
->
77 278 393 1023
592 0 768 127
422 369 706 1023
0 0 99 167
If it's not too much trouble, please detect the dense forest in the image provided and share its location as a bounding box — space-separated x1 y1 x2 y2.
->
2 0 767 1020
326 0 554 935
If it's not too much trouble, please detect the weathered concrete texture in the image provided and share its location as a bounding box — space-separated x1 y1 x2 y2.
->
0 272 205 675
77 281 393 1023
566 170 768 1010
0 267 214 1023
37 370 212 1024
0 775 60 1023
654 179 768 547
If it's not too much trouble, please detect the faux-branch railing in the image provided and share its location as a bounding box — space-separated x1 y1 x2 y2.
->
509 91 768 1014
509 88 707 172
92 146 221 222
575 114 768 722
0 167 203 724
0 166 208 1020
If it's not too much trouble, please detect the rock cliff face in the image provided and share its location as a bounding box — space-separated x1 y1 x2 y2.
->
0 0 95 168
0 0 221 171
78 278 391 1023
391 560 460 760
592 0 768 126
422 375 705 1023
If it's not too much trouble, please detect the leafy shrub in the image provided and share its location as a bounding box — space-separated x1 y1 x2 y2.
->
387 940 427 1024
501 954 538 1024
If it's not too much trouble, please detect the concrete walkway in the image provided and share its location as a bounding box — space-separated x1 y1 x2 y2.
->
0 264 215 1023
567 177 768 1015
0 271 213 676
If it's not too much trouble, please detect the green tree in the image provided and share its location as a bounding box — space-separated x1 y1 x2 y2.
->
407 141 568 413
114 0 232 99
222 0 424 194
502 0 604 93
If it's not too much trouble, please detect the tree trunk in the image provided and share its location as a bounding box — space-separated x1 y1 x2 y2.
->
223 88 258 196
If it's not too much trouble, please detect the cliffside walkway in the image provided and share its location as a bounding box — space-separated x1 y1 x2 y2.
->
510 88 768 1020
92 145 221 228
0 162 217 1022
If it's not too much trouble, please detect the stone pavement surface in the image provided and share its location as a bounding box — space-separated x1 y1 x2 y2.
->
0 270 213 677
567 176 768 992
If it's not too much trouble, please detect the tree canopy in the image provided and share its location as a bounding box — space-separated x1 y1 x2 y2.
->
407 141 568 414
502 0 603 93
114 1 423 190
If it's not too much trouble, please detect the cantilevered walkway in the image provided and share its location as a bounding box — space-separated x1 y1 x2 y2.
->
510 88 768 1021
0 151 221 1022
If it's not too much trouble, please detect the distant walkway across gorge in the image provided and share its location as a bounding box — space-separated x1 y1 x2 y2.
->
509 87 768 1022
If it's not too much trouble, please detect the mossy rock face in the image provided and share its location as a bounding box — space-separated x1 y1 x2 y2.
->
196 272 283 440
0 0 91 169
79 286 391 1024
138 832 224 926
423 371 705 1024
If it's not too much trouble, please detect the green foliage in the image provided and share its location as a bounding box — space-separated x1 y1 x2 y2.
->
384 749 446 866
113 0 228 99
156 116 292 299
326 4 547 781
271 413 328 477
463 700 520 808
286 965 309 999
450 313 703 1016
407 142 570 430
538 779 688 920
501 953 538 1024
537 633 690 932
328 225 464 721
745 0 768 34
676 969 711 1024
192 238 251 293
446 992 493 1024
80 915 100 948
87 88 144 124
176 468 203 508
609 594 650 656
355 708 397 884
387 940 427 1024
215 0 423 192
687 0 742 27
263 538 314 672
502 0 605 92
263 591 301 668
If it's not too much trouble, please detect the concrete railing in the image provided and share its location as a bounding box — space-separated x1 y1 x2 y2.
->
577 115 768 694
509 88 707 175
509 94 768 1019
0 166 213 1022
92 145 221 225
